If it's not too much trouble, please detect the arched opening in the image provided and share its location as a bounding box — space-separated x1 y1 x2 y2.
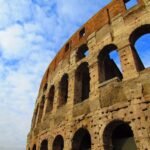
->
79 27 86 39
123 0 138 10
32 144 36 150
65 42 70 52
74 62 90 104
76 44 89 61
46 85 55 112
103 120 137 150
37 96 45 123
98 44 122 83
59 74 68 107
72 128 91 150
52 135 64 150
40 140 48 150
129 24 150 71
43 83 48 92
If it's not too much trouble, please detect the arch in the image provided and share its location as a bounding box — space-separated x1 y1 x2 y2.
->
123 0 138 10
103 120 137 150
98 44 122 83
52 135 64 150
130 24 150 45
32 144 36 150
65 42 70 52
40 139 48 150
43 83 48 92
129 24 150 71
46 85 55 112
79 27 86 39
76 44 89 61
72 128 91 150
59 74 68 107
74 62 90 104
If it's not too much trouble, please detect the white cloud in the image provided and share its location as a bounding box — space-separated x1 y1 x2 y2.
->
0 0 33 29
0 24 27 58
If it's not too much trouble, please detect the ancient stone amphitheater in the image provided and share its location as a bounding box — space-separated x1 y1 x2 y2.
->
27 0 150 150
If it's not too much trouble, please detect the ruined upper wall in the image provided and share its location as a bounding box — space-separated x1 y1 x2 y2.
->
38 0 145 95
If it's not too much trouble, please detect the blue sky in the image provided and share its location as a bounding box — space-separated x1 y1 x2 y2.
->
0 0 149 150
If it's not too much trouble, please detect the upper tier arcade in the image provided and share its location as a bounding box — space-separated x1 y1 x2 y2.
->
39 0 146 92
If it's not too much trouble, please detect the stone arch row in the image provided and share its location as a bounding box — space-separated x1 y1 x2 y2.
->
33 24 150 126
33 61 90 126
29 120 137 150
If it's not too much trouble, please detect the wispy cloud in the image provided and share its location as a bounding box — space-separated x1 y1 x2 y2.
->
0 0 112 149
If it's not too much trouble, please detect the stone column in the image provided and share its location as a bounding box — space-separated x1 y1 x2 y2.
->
52 81 59 114
139 0 149 5
41 95 49 122
34 101 41 127
67 70 76 109
91 125 102 150
36 137 40 150
63 71 76 150
119 43 139 80
31 111 37 129
88 32 101 111
131 107 150 149
48 135 53 150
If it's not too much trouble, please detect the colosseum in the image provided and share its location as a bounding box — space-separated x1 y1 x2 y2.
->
27 0 150 149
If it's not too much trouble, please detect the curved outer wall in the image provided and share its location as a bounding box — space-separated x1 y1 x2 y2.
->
27 0 150 149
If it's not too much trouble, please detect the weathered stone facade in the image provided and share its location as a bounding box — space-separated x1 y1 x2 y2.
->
27 0 150 149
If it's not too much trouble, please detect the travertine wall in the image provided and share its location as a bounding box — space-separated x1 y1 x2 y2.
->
27 0 150 149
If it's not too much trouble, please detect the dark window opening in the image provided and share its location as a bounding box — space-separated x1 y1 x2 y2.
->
65 43 70 52
59 74 68 107
43 83 48 92
76 44 89 61
124 0 138 10
72 128 91 150
112 124 137 150
75 62 90 104
42 95 45 101
129 24 150 71
40 140 48 150
79 27 85 39
103 121 137 150
52 135 64 150
46 85 55 112
32 145 36 150
98 44 123 83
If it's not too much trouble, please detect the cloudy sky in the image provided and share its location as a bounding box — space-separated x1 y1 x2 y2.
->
0 0 149 150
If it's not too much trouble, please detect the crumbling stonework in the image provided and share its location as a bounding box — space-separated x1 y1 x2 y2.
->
27 0 150 149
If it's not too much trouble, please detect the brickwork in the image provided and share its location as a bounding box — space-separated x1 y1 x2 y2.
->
27 0 150 150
